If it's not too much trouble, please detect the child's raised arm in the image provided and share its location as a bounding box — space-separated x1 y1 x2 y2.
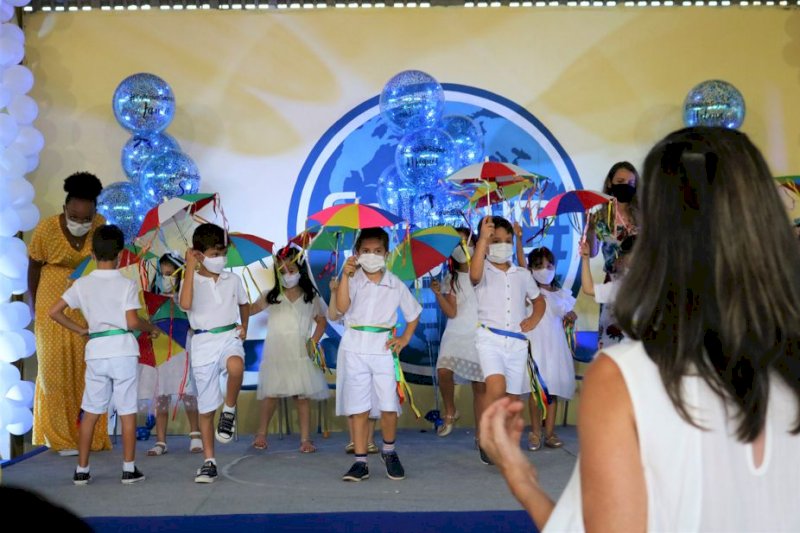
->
513 221 527 268
431 279 457 319
179 248 202 311
48 299 88 336
580 240 596 297
335 256 358 314
470 216 494 286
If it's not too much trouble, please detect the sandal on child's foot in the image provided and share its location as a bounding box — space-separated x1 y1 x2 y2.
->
545 433 564 448
300 440 317 454
189 432 203 454
527 432 543 451
147 442 168 456
253 433 268 450
437 410 460 437
367 442 379 454
345 442 355 454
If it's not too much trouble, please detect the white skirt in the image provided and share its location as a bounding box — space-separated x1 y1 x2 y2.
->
437 327 484 383
257 346 329 401
137 351 197 400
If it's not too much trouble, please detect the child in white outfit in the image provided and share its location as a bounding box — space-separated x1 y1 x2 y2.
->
249 246 328 453
179 223 249 484
49 225 157 485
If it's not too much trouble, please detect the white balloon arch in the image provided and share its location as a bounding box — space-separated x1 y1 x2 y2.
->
0 2 42 461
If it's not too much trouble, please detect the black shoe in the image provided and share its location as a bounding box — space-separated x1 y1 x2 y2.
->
479 447 493 466
194 461 218 483
215 411 236 444
381 452 406 480
73 470 91 486
121 467 145 484
342 461 369 482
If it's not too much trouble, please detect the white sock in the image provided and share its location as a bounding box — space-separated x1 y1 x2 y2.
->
76 465 90 474
123 461 135 473
222 404 236 415
206 457 217 465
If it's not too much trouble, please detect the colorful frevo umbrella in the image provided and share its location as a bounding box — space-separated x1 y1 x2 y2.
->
388 226 462 281
137 193 218 239
70 244 152 280
447 161 549 187
535 189 614 239
307 202 403 230
227 232 274 268
468 178 533 209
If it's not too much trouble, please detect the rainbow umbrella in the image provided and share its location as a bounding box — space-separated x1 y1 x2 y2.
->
307 202 402 229
227 232 274 268
290 228 356 252
142 290 190 352
388 226 462 281
537 190 613 219
137 330 186 368
447 161 549 186
70 244 151 280
137 193 218 238
468 178 534 209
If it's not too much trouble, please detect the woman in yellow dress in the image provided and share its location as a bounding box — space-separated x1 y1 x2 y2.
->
28 172 111 454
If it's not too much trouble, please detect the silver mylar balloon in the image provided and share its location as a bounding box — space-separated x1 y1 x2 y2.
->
112 73 176 134
121 132 180 187
96 181 149 243
683 80 745 129
139 150 201 204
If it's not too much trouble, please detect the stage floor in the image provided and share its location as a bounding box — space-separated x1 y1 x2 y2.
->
3 427 577 521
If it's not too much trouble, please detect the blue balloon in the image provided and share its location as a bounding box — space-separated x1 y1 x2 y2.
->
380 70 445 133
139 150 201 204
112 73 176 134
433 188 469 227
121 132 180 187
145 413 156 430
442 115 484 169
395 128 457 192
411 192 437 228
376 165 417 221
136 426 151 441
683 80 745 129
96 181 150 243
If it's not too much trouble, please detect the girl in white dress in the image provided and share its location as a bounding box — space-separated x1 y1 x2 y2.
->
249 247 328 453
523 247 576 451
138 253 202 456
431 227 485 437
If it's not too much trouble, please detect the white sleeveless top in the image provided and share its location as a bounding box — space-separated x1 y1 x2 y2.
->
545 341 800 532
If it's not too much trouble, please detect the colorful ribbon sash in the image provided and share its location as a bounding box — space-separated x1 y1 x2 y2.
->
88 328 132 340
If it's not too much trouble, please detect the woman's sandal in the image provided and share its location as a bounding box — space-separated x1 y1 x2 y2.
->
299 440 317 454
437 410 461 437
252 433 268 451
189 432 203 454
147 442 168 456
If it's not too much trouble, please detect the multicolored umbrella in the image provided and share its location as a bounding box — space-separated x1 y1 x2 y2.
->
143 291 187 322
290 228 355 252
388 226 462 281
468 178 534 209
447 161 549 186
137 193 218 238
536 190 613 219
137 330 186 368
307 202 402 229
70 244 150 280
226 232 274 268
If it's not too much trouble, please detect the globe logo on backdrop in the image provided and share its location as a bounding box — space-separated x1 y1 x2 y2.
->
288 84 582 379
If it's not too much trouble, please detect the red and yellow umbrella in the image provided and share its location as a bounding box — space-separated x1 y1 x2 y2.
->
388 226 461 281
307 202 402 230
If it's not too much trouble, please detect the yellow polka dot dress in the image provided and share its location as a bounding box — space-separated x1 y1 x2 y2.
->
29 214 112 452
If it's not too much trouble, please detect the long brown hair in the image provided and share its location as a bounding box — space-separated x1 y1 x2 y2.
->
615 127 800 442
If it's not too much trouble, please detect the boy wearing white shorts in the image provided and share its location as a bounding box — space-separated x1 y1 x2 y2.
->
470 216 545 465
50 225 158 485
335 228 422 482
180 223 250 483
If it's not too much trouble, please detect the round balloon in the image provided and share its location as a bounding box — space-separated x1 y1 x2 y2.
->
433 188 469 227
683 80 745 129
121 132 180 186
442 115 484 169
2 65 34 96
379 70 445 133
97 181 149 243
139 150 201 204
395 127 457 192
376 165 417 221
112 73 176 134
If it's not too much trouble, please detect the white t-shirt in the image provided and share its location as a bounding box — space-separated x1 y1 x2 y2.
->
61 270 140 360
474 261 540 333
179 271 248 330
340 269 422 356
594 280 620 305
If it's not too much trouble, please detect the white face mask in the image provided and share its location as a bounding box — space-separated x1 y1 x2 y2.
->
202 255 227 274
531 268 555 285
358 253 386 273
160 276 175 294
487 243 513 264
280 272 301 288
66 218 92 237
451 245 474 264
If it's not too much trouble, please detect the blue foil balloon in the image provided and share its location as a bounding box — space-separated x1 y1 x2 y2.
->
121 132 180 187
139 150 201 204
411 192 437 228
380 70 445 133
395 127 457 193
376 165 417 221
683 80 745 129
442 115 484 169
433 188 469 227
136 426 151 441
97 181 149 243
112 73 176 134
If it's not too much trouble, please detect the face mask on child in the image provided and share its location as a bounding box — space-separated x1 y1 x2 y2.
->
451 245 474 264
203 255 227 274
531 268 555 285
280 272 301 288
160 276 175 294
358 253 386 273
487 243 513 264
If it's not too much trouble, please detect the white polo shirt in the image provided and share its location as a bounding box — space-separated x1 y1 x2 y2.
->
340 269 422 356
594 280 620 305
179 270 248 330
474 261 540 333
61 270 140 360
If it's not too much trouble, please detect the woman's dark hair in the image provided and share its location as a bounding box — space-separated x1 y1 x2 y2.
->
527 247 560 288
91 225 124 261
615 126 800 442
192 223 226 253
354 227 389 252
150 253 184 294
449 226 474 294
266 246 318 305
64 172 103 204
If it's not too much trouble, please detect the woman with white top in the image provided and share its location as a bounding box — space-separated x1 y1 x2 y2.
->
480 126 800 532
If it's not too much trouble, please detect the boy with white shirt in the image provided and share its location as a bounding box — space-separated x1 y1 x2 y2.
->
470 216 545 465
335 228 422 482
49 225 158 485
179 223 250 483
